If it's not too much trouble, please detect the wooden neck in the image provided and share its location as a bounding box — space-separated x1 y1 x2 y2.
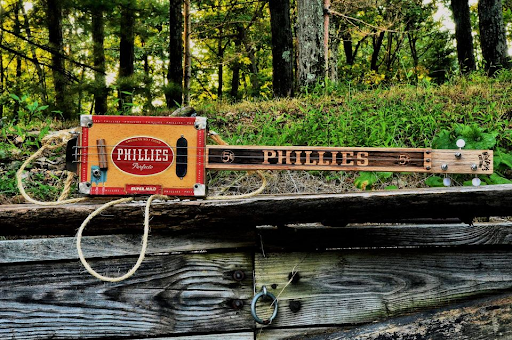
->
206 145 493 174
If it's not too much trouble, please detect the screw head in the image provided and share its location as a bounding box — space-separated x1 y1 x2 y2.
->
232 270 245 282
471 164 478 171
231 299 244 310
455 152 462 159
441 164 448 171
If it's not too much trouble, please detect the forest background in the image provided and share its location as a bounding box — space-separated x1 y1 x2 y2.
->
0 0 512 200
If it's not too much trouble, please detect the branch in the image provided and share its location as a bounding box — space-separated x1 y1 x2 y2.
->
0 27 105 74
0 42 79 82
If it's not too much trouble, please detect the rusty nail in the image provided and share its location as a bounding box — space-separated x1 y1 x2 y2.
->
232 270 245 282
231 299 244 310
289 300 302 313
426 158 431 163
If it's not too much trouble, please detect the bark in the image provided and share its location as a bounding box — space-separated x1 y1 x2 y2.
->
21 1 47 103
46 0 72 119
230 27 242 100
297 0 324 88
91 6 107 114
478 0 510 76
243 38 260 96
166 0 183 108
118 0 135 112
269 0 294 97
14 1 21 119
450 0 476 73
329 14 341 81
141 39 154 111
370 31 385 72
183 0 191 104
342 30 354 65
217 28 224 100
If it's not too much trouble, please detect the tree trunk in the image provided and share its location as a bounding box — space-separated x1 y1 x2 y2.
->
450 0 476 73
297 0 324 88
217 28 223 100
166 0 183 108
370 31 385 72
478 0 510 76
142 40 154 112
269 0 294 97
21 1 47 103
14 1 21 120
183 0 191 105
118 0 135 112
230 27 242 100
46 0 71 119
342 30 354 65
329 14 341 81
243 37 260 97
91 5 107 115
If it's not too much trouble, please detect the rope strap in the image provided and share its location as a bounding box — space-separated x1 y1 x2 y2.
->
76 195 169 282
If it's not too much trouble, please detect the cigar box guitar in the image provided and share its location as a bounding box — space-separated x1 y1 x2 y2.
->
68 115 493 197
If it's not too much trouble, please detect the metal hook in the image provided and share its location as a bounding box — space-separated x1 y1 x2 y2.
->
250 285 278 325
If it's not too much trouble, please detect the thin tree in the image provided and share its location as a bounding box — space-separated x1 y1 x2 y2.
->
118 0 136 112
450 0 476 73
166 0 183 108
478 0 510 75
46 0 72 119
269 0 294 97
183 0 191 105
91 3 107 114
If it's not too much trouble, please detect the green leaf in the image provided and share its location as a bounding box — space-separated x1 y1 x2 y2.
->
425 176 444 187
354 171 378 190
9 93 20 102
385 185 398 190
486 173 512 185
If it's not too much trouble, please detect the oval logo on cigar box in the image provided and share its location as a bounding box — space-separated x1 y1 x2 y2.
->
112 136 174 176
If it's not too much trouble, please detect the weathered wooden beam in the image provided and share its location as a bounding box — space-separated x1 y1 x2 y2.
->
258 222 512 250
1 184 512 236
0 229 255 264
254 250 512 328
256 294 512 339
0 251 253 339
137 333 253 340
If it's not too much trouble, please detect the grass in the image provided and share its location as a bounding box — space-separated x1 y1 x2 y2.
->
1 71 511 202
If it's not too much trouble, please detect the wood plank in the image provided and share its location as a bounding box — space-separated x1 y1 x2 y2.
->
1 184 512 235
256 294 512 339
254 249 512 328
0 252 253 339
133 332 253 340
258 222 512 250
0 230 255 263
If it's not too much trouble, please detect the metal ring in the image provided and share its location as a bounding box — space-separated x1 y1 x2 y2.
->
250 285 278 325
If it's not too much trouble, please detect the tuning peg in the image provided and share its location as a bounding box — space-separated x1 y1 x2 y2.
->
443 176 452 187
456 139 465 149
472 177 481 187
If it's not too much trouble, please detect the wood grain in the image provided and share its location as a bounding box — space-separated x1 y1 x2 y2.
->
254 250 512 328
256 294 512 339
137 333 253 340
2 184 512 235
0 230 255 264
0 252 253 339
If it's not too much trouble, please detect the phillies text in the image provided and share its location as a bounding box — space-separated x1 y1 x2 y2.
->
262 150 369 166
